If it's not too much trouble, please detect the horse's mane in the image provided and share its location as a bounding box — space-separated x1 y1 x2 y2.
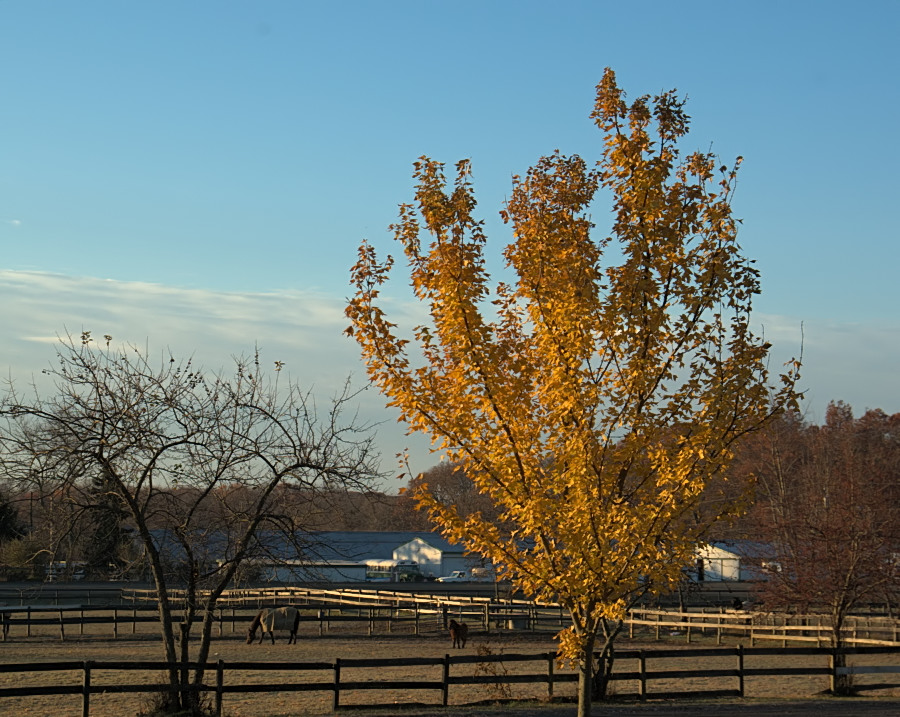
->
248 609 265 632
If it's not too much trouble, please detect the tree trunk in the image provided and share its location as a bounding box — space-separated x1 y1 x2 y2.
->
179 622 195 712
831 612 852 696
147 558 181 710
191 605 219 699
832 648 851 696
576 631 596 717
591 634 616 701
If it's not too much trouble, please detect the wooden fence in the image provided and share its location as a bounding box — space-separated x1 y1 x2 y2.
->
0 604 448 641
3 588 899 647
121 585 900 645
626 607 900 647
1 646 898 716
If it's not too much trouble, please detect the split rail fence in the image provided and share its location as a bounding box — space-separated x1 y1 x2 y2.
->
1 646 898 717
2 586 899 646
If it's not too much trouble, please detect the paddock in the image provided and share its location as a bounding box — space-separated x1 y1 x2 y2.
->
1 629 899 716
1 585 899 714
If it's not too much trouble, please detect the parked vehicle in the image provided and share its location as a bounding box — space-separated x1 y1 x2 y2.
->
436 567 494 583
364 559 425 582
45 561 86 582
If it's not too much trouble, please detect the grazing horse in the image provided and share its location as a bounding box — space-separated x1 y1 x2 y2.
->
448 619 468 648
247 606 300 644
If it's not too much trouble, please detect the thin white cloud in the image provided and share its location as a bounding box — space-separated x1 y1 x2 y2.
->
754 312 900 421
0 270 436 480
6 220 21 227
0 270 368 382
1 271 897 480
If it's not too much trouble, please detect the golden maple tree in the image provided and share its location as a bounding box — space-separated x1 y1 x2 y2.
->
347 68 800 714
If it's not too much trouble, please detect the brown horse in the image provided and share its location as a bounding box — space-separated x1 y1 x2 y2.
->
448 618 468 648
247 606 300 644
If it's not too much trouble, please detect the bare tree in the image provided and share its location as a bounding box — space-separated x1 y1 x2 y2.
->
406 462 500 525
0 332 381 713
743 403 900 693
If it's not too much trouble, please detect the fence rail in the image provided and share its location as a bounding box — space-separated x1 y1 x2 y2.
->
1 646 898 716
626 607 900 647
3 589 899 647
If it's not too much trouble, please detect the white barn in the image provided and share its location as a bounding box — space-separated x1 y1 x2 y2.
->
244 531 483 584
693 541 772 582
392 536 471 579
694 543 742 581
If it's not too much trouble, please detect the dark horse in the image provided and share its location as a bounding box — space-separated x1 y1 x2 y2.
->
448 618 468 648
247 606 300 644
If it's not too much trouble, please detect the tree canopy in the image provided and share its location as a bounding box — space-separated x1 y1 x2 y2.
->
347 68 800 715
743 405 900 627
0 331 381 713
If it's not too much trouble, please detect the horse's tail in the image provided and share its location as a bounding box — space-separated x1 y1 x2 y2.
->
292 608 300 633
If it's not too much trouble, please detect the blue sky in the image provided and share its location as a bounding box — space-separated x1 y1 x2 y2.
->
2 1 899 482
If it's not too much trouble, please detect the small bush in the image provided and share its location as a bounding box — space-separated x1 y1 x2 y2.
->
474 643 513 701
137 687 215 717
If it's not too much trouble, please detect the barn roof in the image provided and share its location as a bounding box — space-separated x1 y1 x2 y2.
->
146 529 463 564
709 540 774 559
296 531 461 562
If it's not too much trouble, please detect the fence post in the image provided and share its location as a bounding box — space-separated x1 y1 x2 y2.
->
639 649 646 699
442 654 450 707
829 648 837 694
58 608 66 641
215 658 224 717
27 606 31 638
655 613 660 641
333 658 341 711
737 644 744 697
113 608 118 639
414 604 419 636
546 653 554 700
82 660 91 717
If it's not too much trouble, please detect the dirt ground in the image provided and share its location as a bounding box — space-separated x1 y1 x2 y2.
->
0 621 899 716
